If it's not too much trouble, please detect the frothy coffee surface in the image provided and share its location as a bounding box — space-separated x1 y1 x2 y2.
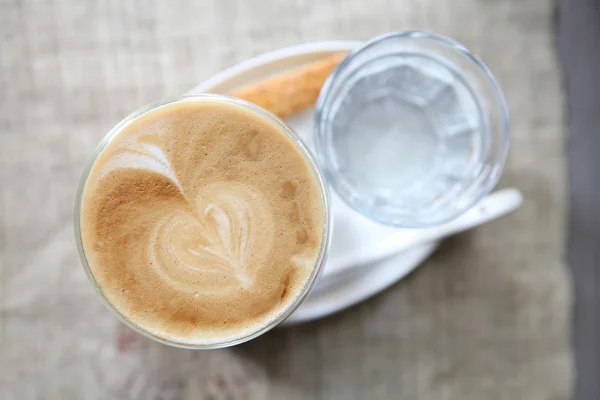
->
79 99 324 345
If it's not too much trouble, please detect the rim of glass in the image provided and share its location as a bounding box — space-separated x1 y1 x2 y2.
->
314 31 510 227
74 94 331 349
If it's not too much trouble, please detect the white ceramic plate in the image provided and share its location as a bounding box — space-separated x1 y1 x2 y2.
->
186 42 519 324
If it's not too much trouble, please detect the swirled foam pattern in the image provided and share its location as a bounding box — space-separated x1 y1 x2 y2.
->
80 100 324 345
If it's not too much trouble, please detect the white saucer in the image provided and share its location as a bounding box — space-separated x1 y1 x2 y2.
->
187 42 519 324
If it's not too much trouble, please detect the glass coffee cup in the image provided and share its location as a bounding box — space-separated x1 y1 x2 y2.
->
75 95 331 349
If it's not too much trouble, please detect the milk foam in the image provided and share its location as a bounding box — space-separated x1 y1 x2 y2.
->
80 99 324 345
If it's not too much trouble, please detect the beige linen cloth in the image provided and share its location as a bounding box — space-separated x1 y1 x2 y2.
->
0 0 571 399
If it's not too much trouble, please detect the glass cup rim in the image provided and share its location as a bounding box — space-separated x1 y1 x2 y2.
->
74 94 331 349
314 31 510 228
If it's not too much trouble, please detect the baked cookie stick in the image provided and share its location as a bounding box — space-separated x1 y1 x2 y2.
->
229 53 346 118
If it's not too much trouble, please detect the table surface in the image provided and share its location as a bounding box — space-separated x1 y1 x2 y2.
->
0 0 571 398
558 1 600 399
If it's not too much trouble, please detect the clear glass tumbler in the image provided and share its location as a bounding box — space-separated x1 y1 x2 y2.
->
315 31 509 227
74 95 331 349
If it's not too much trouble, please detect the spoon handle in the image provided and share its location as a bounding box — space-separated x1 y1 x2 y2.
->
404 187 524 249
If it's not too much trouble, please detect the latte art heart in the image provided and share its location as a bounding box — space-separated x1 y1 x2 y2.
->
149 182 275 294
79 99 324 345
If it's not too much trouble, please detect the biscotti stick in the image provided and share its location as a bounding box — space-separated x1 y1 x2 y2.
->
229 53 346 118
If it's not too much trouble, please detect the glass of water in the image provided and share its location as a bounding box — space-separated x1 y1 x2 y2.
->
314 31 509 228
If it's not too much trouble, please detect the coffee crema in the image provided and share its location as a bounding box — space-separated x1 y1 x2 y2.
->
79 98 325 345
